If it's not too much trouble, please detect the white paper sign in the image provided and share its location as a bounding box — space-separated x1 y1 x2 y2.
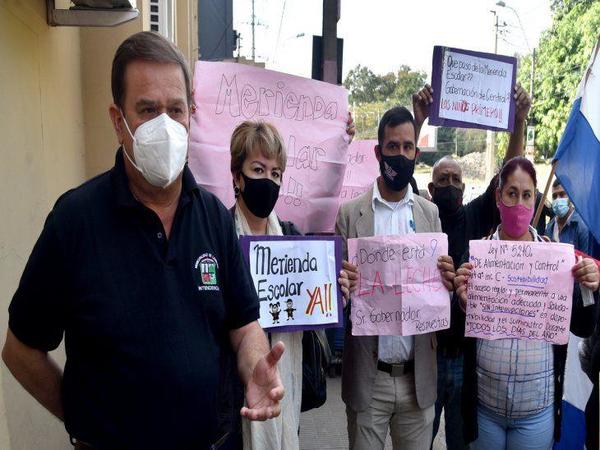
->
247 239 340 331
439 49 514 129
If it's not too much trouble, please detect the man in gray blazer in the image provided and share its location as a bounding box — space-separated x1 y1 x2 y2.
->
336 106 455 450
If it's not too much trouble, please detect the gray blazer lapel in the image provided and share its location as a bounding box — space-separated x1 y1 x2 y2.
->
356 186 375 237
412 196 427 233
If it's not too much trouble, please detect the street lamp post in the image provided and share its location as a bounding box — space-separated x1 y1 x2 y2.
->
496 1 536 160
496 0 534 100
485 9 499 181
271 33 305 65
251 0 256 61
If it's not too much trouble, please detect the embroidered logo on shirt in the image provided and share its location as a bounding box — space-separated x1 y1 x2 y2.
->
194 253 220 291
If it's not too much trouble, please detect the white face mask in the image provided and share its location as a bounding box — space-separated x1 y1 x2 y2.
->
121 112 188 188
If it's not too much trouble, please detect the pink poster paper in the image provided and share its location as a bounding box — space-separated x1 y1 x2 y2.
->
339 134 436 202
466 240 576 345
347 233 450 336
189 61 349 234
339 140 379 201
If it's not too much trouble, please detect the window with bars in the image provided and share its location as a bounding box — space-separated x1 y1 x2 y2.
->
149 0 174 42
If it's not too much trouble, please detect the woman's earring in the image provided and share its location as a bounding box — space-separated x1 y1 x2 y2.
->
234 185 241 197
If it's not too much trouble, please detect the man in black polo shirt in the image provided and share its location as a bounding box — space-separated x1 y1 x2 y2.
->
412 83 531 449
2 32 284 450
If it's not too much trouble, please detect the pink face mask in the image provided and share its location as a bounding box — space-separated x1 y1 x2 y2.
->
498 201 534 238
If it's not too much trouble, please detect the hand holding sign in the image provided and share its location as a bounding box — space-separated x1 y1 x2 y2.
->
573 256 600 291
454 262 473 312
514 82 532 123
412 84 434 127
343 260 359 293
338 260 359 305
346 112 356 142
437 254 456 291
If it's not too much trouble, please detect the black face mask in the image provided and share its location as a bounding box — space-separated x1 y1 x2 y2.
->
240 173 281 218
379 152 415 192
432 185 463 216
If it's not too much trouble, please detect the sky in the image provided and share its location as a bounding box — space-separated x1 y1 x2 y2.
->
233 0 553 80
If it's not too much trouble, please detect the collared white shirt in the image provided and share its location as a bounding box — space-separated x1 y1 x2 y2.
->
372 180 416 363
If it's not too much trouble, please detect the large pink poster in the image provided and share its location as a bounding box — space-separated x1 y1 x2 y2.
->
340 140 379 201
466 240 575 345
189 61 349 233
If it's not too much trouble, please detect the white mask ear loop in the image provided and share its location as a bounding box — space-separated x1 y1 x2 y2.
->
120 109 134 139
119 110 143 172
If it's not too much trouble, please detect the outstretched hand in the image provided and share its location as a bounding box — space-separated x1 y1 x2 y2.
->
242 341 285 421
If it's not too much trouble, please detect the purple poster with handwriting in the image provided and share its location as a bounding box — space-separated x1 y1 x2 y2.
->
348 233 450 336
189 61 349 234
429 46 517 132
466 240 575 345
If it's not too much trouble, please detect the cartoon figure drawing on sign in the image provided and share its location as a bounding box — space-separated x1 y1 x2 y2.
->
285 299 296 321
269 302 281 324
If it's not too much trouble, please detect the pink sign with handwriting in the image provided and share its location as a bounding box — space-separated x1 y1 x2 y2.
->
347 233 450 336
339 140 379 201
189 61 349 234
466 240 575 345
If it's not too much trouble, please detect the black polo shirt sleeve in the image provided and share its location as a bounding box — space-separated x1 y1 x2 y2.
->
8 211 67 352
221 209 260 330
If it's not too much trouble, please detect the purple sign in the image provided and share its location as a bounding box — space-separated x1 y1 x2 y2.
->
239 235 343 332
429 45 517 132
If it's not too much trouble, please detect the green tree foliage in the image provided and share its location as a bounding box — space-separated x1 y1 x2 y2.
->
345 64 487 164
352 101 387 140
436 128 487 158
392 66 427 107
344 65 381 104
496 54 532 163
529 0 600 158
495 0 598 161
345 65 427 140
344 64 427 106
551 0 595 17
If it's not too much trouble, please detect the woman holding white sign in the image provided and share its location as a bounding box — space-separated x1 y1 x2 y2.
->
226 120 355 450
453 157 599 449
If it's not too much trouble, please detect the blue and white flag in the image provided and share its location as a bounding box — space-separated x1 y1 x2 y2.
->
553 333 593 450
553 38 600 243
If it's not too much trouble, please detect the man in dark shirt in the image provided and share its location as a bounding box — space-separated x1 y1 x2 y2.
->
2 32 284 450
545 178 590 253
412 83 532 449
